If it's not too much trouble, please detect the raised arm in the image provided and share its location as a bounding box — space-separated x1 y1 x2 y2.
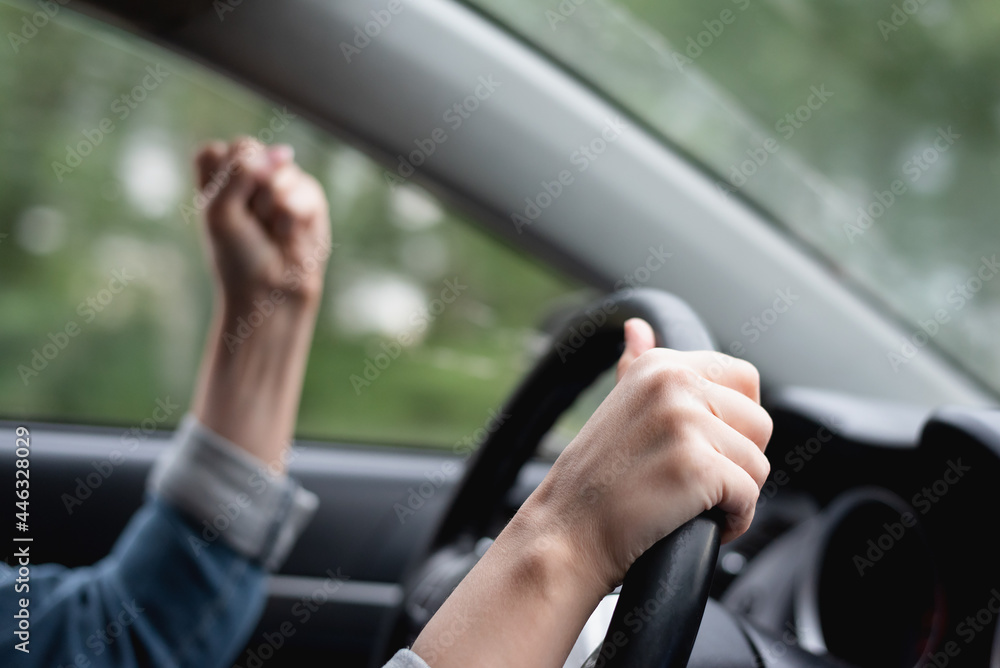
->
191 137 331 470
1 137 332 668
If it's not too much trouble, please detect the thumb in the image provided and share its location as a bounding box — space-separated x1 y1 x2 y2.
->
206 140 273 233
616 318 657 382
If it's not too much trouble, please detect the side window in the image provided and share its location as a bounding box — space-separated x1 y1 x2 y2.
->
0 2 584 448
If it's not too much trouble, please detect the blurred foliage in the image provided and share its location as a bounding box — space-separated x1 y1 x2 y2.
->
0 1 582 448
468 0 1000 394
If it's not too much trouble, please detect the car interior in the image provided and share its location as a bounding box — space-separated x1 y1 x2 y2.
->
3 0 1000 666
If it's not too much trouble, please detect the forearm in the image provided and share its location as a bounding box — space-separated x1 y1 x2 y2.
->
411 502 607 668
193 295 319 471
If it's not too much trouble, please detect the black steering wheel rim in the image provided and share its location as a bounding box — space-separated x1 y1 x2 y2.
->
377 288 721 668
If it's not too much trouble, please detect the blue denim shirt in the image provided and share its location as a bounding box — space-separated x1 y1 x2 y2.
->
1 498 266 667
0 417 428 668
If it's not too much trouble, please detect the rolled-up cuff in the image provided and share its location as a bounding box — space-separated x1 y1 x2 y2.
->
383 649 432 668
148 413 318 571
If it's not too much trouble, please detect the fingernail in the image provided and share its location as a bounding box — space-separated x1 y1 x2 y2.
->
268 144 295 165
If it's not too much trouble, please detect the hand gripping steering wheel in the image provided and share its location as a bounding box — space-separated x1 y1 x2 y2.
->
378 288 723 668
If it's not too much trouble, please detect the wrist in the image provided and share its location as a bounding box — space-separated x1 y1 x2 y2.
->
210 295 318 396
412 501 607 667
507 492 612 605
219 283 321 326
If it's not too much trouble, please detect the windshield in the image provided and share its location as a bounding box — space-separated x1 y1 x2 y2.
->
465 0 1000 395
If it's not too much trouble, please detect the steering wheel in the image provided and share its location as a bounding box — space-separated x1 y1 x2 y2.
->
377 288 723 668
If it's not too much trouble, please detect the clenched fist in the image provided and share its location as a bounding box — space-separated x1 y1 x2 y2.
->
195 136 331 308
524 318 772 590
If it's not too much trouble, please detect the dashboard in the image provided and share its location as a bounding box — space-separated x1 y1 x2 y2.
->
714 388 1000 668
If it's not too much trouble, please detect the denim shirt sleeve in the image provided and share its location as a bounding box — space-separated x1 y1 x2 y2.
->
0 415 318 668
148 414 319 571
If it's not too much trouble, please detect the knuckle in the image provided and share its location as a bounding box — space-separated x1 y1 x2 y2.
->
742 477 761 512
627 347 663 374
752 450 771 488
735 359 761 394
229 153 255 176
757 408 774 446
739 358 761 383
699 351 731 383
655 399 703 437
232 135 258 152
273 163 300 186
647 362 698 395
675 445 715 490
